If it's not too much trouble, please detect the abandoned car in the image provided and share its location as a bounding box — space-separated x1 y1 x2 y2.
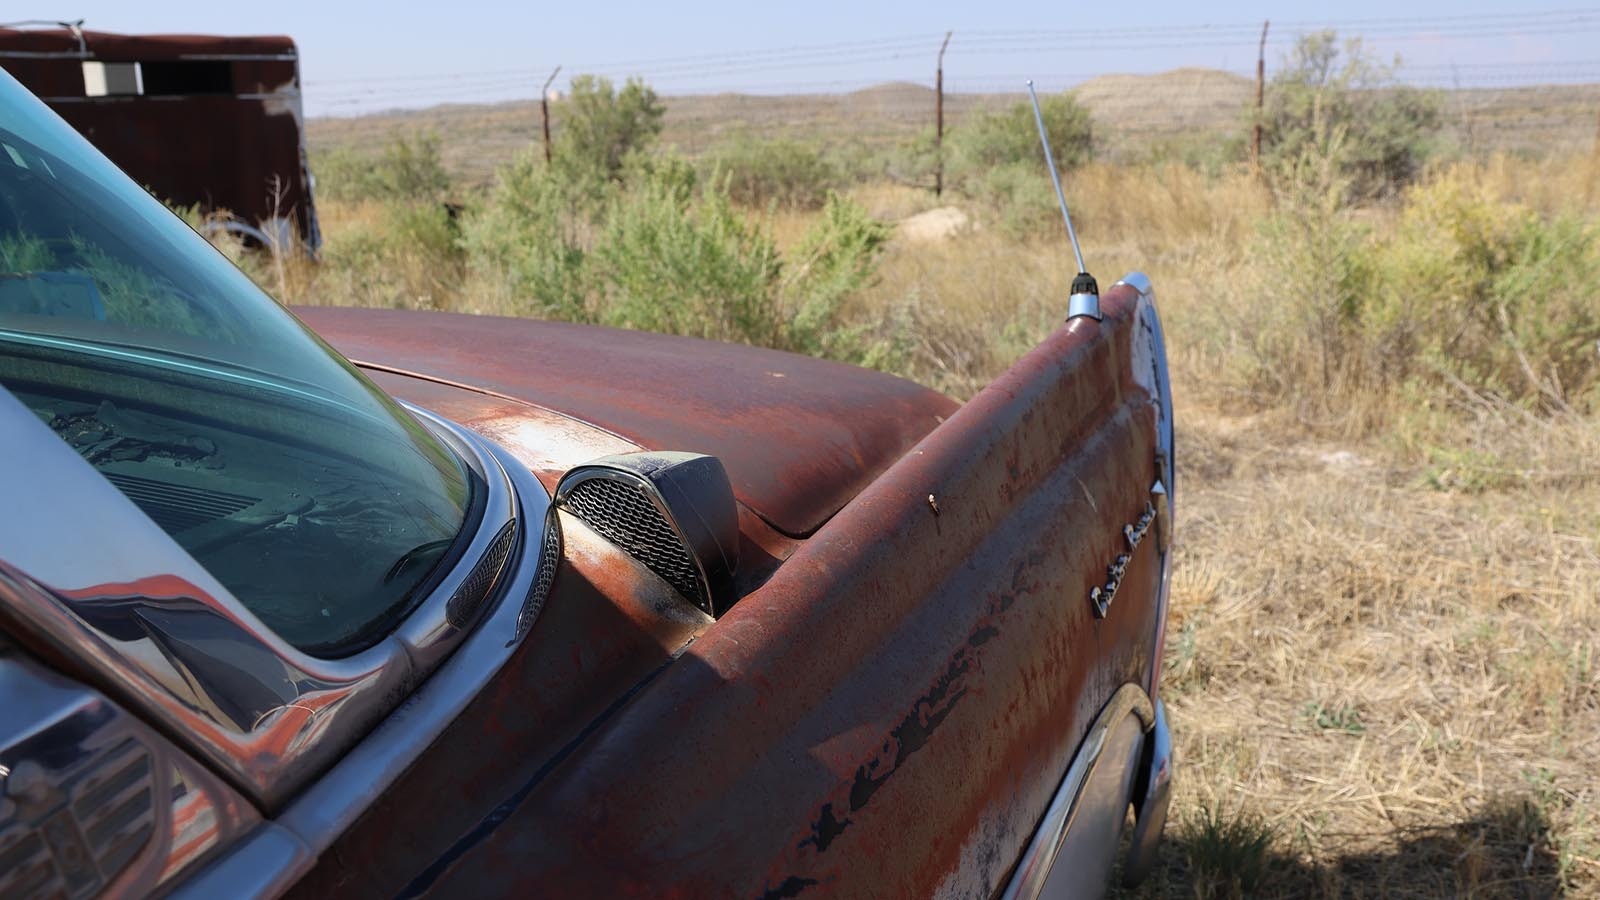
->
0 68 1174 898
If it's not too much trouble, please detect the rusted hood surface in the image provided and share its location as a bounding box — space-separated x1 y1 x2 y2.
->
294 307 959 536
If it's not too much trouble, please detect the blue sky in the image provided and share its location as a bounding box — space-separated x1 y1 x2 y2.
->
11 2 1598 115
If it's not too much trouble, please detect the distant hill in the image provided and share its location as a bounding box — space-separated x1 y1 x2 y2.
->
1073 68 1254 131
305 69 1599 186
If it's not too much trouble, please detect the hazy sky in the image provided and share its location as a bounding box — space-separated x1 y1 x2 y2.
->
11 2 1598 115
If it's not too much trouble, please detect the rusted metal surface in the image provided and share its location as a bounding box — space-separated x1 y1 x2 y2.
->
364 368 802 593
296 307 961 538
282 517 711 900
284 282 1166 897
0 27 318 249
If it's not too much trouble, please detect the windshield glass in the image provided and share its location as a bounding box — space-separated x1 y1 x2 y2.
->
0 73 475 656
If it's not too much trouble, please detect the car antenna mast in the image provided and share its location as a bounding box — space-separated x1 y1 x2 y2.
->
1026 80 1100 321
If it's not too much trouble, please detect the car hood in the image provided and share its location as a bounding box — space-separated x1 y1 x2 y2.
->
294 307 959 537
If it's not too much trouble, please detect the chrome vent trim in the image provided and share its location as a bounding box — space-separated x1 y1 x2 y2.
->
73 739 156 878
0 656 258 898
514 511 562 643
0 738 155 900
0 829 56 898
560 476 705 609
444 518 518 630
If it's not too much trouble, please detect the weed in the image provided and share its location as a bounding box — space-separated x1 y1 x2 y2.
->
1182 804 1278 899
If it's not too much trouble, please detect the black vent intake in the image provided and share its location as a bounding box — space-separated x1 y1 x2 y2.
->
562 478 706 608
553 452 739 617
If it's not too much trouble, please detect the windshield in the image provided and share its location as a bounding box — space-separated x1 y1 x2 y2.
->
0 72 476 656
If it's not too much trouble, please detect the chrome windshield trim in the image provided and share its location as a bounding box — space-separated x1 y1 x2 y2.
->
1001 683 1155 900
0 386 517 810
274 431 551 856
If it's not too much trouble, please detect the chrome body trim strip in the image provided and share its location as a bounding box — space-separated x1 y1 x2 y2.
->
1001 683 1155 900
0 387 520 809
164 823 314 900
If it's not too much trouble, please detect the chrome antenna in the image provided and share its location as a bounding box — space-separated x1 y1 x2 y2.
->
1026 80 1100 321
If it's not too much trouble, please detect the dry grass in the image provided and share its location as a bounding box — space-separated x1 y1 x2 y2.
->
1125 402 1600 898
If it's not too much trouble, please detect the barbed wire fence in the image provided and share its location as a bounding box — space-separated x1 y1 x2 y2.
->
304 8 1600 182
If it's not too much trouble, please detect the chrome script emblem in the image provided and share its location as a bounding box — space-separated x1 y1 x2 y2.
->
1091 500 1156 618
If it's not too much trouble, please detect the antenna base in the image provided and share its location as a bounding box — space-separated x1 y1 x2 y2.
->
1067 272 1101 321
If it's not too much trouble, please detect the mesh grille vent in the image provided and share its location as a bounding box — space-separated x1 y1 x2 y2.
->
561 477 704 607
103 473 257 533
445 519 518 629
515 513 562 641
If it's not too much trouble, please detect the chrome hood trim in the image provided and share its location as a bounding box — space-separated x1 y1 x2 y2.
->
0 388 526 810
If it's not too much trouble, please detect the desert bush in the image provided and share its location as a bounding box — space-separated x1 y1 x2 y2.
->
705 137 839 210
950 91 1092 179
1238 151 1600 424
459 151 600 320
780 193 894 358
552 75 665 185
1260 31 1442 202
459 146 893 364
1372 168 1600 408
960 163 1067 239
593 176 781 342
946 92 1092 238
314 133 451 204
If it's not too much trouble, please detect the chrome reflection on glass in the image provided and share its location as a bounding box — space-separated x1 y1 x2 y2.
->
0 653 258 896
0 388 518 809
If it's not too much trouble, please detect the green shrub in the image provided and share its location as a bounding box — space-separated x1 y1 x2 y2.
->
459 142 894 365
314 133 451 203
1260 31 1442 202
705 138 838 210
459 151 600 320
1372 171 1600 407
552 75 665 186
594 176 781 342
1242 156 1600 418
781 193 894 358
961 163 1067 239
950 92 1092 180
947 93 1092 236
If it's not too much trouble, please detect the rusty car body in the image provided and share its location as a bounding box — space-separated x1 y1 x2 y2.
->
0 23 318 250
0 65 1173 899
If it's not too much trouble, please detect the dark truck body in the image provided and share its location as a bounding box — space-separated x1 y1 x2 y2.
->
279 291 1175 897
0 26 318 249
